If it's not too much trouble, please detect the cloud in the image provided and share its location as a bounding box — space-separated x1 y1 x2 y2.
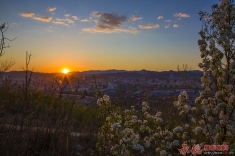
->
83 12 138 34
64 19 74 24
173 24 179 28
165 20 171 22
129 15 142 21
52 18 74 25
20 12 52 22
71 16 79 20
32 16 52 22
83 27 139 34
52 21 69 26
174 13 190 18
47 7 56 12
91 12 102 17
81 19 90 22
157 16 164 20
20 12 35 18
139 23 159 29
54 18 63 21
64 14 70 17
95 13 127 27
165 24 170 29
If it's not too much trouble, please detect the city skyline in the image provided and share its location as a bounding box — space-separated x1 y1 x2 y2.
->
1 0 217 73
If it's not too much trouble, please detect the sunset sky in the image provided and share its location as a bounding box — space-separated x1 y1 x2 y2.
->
1 0 218 73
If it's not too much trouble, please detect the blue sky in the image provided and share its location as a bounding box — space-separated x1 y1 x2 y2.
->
1 0 218 72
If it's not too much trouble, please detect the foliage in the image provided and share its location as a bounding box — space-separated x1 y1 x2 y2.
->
0 84 99 155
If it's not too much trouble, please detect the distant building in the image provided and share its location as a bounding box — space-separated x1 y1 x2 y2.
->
107 83 117 89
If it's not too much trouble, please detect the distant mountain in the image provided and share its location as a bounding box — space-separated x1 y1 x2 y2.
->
4 70 202 79
76 70 126 76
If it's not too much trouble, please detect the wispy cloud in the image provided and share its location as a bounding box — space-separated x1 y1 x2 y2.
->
165 20 171 22
71 16 79 20
80 19 90 22
129 15 142 21
32 16 52 22
52 18 74 26
54 18 63 21
173 24 179 28
47 7 56 12
83 27 139 34
20 12 34 17
64 19 74 24
139 23 159 29
165 24 170 28
157 16 164 20
20 12 52 22
64 14 70 17
174 13 190 18
52 21 69 26
91 12 102 17
83 12 138 34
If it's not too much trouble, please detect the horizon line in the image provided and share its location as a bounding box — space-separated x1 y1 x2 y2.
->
5 69 203 74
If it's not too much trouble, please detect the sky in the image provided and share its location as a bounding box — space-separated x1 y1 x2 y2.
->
1 0 218 73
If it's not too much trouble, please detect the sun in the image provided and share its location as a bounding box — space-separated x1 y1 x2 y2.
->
62 68 69 74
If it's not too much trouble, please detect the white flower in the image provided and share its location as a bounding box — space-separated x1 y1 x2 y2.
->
144 137 150 148
142 107 147 112
132 144 144 152
199 120 205 125
111 123 121 130
173 126 183 133
229 95 235 104
142 101 148 107
156 117 163 123
182 132 187 139
172 140 179 146
193 126 202 135
103 94 110 102
160 150 167 156
145 126 151 133
155 147 160 153
143 120 148 124
184 105 191 113
97 98 103 105
191 118 197 123
132 115 137 122
140 125 145 131
156 111 162 117
191 107 197 111
153 133 159 138
161 140 165 144
202 99 208 105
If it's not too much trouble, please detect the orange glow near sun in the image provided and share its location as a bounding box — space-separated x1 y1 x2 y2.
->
62 68 69 74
